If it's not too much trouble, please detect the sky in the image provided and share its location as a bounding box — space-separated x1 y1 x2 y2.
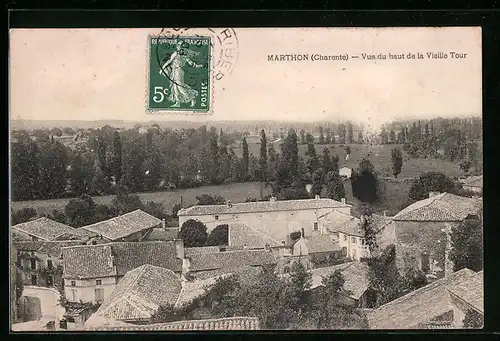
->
10 27 481 130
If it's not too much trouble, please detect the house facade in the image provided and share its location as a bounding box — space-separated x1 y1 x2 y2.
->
339 167 352 178
61 241 184 304
178 197 352 243
393 192 482 280
290 234 342 268
325 211 396 261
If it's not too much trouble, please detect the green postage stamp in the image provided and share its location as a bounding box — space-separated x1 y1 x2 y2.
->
148 36 211 113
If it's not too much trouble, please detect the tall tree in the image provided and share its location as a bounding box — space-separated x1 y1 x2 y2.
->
38 140 68 199
325 128 332 144
209 132 219 184
322 147 333 174
299 129 306 145
318 126 325 144
90 158 109 195
380 128 389 144
389 130 396 144
391 148 403 178
258 129 268 182
305 133 319 174
206 224 229 246
351 158 379 203
242 137 249 180
325 171 345 201
121 136 146 192
276 129 300 190
112 131 123 183
65 194 97 227
97 136 108 179
357 131 363 144
311 168 325 197
346 122 354 144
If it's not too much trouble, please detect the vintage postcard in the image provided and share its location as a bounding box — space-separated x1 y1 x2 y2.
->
9 27 483 331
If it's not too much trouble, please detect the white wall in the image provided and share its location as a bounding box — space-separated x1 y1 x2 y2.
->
179 206 351 242
337 232 369 261
64 276 117 303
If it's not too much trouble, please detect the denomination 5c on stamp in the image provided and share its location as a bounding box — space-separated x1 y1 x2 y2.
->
148 36 211 113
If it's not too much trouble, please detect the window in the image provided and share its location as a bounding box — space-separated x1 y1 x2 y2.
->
70 280 76 287
32 236 38 241
31 274 37 285
351 237 356 244
96 280 102 286
94 288 104 303
47 275 54 287
343 234 347 241
352 249 357 260
313 222 319 231
421 251 430 273
47 259 53 269
214 215 219 220
30 258 36 270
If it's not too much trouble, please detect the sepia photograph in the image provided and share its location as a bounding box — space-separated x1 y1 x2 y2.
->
9 26 483 331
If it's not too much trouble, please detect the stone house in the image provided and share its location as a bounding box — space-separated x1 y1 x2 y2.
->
289 233 342 270
338 167 352 178
177 197 352 244
393 192 482 280
15 240 85 288
61 241 184 304
324 211 396 261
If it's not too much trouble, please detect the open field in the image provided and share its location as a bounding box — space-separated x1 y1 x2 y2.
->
233 143 463 179
12 177 411 219
11 182 271 216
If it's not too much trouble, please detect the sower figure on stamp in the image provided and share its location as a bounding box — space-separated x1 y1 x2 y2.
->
159 40 204 108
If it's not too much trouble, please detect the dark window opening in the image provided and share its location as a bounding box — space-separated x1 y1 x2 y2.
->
47 259 53 269
215 215 219 220
47 275 54 287
30 258 36 270
96 280 102 285
421 251 430 273
31 274 37 285
70 280 76 287
313 222 319 231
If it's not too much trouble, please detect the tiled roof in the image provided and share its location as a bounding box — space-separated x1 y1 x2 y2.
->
62 241 183 279
37 241 85 257
95 265 183 321
192 265 263 287
143 228 179 241
447 270 483 314
463 175 483 188
62 244 116 279
83 316 260 331
178 198 351 217
81 210 161 241
296 234 341 254
188 249 276 272
11 217 77 241
309 262 370 300
14 240 46 252
393 193 482 222
366 268 476 329
228 222 282 249
185 246 220 256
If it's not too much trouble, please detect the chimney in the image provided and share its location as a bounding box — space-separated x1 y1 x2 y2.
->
301 228 305 237
227 200 232 208
174 239 185 260
161 218 166 229
270 196 277 202
181 258 191 281
264 243 271 251
383 210 388 217
429 191 440 198
341 198 346 204
315 195 320 200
